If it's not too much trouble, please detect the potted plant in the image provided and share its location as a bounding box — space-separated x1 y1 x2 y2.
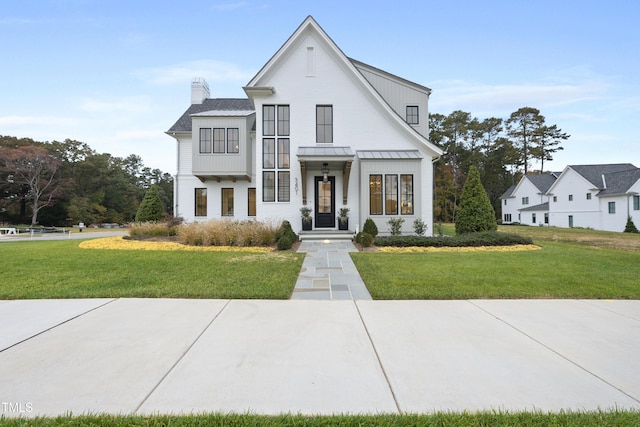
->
300 206 313 231
338 207 349 230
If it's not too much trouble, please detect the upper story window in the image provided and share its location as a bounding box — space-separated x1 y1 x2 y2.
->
277 105 290 136
199 127 239 154
262 105 290 203
406 106 419 125
199 128 212 153
263 105 275 136
316 105 333 143
608 201 616 214
522 197 529 205
634 195 640 210
569 194 573 201
553 196 557 202
586 193 592 200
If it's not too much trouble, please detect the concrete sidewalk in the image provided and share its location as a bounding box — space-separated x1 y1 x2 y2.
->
1 298 639 417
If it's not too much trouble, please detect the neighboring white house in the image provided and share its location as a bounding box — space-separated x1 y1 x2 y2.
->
501 164 640 232
500 172 559 225
167 16 443 235
547 164 640 231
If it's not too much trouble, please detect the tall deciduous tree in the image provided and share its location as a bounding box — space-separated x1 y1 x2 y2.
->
0 146 63 225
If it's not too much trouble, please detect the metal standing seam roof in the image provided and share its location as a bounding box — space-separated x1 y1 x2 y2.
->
297 147 355 157
356 150 423 160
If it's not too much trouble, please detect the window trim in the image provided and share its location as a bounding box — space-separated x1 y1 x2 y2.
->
262 171 275 202
316 105 333 144
385 174 398 215
199 128 212 154
406 105 419 125
608 201 616 214
226 128 239 154
195 188 207 217
400 174 414 215
263 138 275 169
248 188 256 216
221 188 234 217
277 171 290 202
263 105 275 136
369 174 383 215
633 195 640 211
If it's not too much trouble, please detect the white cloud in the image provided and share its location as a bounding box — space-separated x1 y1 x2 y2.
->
430 79 609 117
135 60 254 86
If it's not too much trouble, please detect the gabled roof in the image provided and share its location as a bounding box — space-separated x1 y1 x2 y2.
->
500 184 516 199
569 164 637 189
598 168 640 195
526 173 558 193
244 15 443 158
167 99 254 133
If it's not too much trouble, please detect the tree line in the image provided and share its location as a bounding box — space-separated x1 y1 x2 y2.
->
0 135 173 226
430 106 569 223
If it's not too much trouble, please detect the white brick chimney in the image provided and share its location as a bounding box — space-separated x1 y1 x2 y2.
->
191 78 210 104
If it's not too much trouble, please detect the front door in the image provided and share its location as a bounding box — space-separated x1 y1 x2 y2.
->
315 176 335 228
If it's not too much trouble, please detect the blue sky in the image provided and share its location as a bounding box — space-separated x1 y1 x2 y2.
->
2 0 638 174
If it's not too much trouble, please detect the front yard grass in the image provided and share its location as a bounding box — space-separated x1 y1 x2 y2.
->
0 240 304 299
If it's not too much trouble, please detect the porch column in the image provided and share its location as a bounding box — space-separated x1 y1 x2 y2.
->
342 160 352 205
299 160 307 205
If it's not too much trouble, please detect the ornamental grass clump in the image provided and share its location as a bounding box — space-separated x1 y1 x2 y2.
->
176 219 279 247
129 219 180 238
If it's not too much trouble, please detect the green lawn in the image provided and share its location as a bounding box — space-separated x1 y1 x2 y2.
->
1 411 638 426
0 240 304 299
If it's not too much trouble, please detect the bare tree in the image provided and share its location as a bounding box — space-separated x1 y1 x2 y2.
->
0 146 63 225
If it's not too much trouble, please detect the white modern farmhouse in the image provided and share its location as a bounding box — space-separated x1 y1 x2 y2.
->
167 16 443 235
501 164 640 232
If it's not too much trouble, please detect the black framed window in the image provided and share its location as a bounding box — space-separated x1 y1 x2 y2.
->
199 128 211 153
213 128 225 153
277 105 290 136
634 195 640 210
221 188 234 216
263 105 275 136
263 139 275 169
406 106 419 125
227 128 239 153
248 188 256 216
400 174 414 215
195 188 207 216
369 174 383 215
263 172 275 202
277 138 290 169
385 175 398 215
316 105 333 143
277 171 290 202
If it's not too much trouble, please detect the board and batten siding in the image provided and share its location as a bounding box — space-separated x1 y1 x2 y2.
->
191 116 253 176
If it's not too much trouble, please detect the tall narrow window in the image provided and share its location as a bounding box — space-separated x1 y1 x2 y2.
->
532 213 537 223
400 174 414 215
406 106 419 125
369 174 382 215
195 188 207 216
199 128 211 153
263 172 275 202
263 105 275 136
213 128 225 153
263 139 275 169
248 188 256 216
277 171 290 202
277 105 290 136
221 188 234 216
277 139 290 169
227 128 239 153
568 215 574 227
385 175 398 215
316 105 333 143
544 213 549 224
569 194 573 201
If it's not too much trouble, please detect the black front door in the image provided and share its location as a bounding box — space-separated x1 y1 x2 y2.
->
315 176 335 228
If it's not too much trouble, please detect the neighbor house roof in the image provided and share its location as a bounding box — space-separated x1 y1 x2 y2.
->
500 184 516 199
569 164 637 189
598 168 640 196
167 98 254 133
519 202 549 212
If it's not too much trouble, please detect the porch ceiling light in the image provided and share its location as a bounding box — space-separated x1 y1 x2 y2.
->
322 163 329 182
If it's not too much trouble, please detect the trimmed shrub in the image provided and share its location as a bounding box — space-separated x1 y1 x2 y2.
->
388 218 404 236
357 232 374 247
276 234 294 250
363 218 378 237
135 185 164 222
374 231 532 248
277 220 297 242
455 166 497 234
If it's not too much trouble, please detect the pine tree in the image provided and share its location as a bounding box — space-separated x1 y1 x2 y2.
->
624 217 639 233
135 185 164 222
455 165 497 234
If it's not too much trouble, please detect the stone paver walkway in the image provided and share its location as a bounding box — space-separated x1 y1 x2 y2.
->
292 240 372 300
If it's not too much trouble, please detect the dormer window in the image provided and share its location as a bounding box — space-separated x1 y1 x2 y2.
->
406 106 419 125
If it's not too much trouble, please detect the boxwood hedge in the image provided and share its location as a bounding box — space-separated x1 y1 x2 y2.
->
374 231 533 248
